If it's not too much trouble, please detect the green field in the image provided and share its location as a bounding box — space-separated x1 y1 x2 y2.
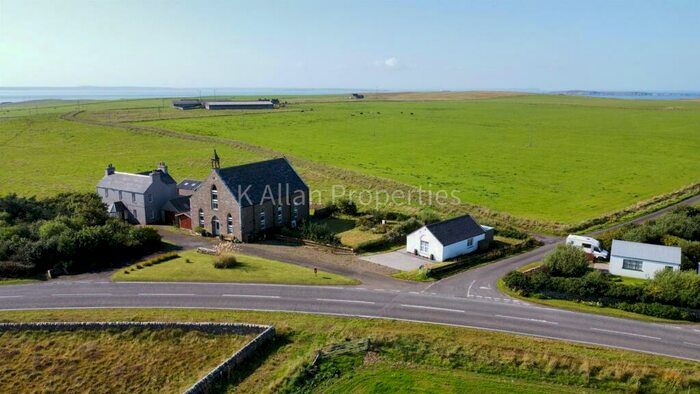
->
112 249 358 285
1 94 699 231
0 327 253 393
0 309 697 393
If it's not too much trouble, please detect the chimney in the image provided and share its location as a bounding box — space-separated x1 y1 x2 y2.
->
158 161 168 174
106 163 115 176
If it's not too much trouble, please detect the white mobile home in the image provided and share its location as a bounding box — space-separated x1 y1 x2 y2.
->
609 239 681 279
406 214 492 262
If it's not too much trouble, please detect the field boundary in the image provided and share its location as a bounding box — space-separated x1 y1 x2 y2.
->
0 321 276 394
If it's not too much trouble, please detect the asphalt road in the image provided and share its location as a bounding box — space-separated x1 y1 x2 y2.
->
1 194 699 361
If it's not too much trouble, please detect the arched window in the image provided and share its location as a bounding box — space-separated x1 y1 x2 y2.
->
198 209 204 226
276 205 283 225
227 214 233 234
211 185 218 210
260 210 266 228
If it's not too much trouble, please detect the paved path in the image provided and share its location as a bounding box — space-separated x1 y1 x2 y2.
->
360 250 428 271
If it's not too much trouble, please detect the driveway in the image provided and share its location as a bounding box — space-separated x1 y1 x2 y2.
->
361 250 430 271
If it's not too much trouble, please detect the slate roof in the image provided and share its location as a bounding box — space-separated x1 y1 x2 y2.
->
216 158 307 207
611 240 681 265
177 179 202 191
425 214 485 247
98 172 153 193
164 196 191 213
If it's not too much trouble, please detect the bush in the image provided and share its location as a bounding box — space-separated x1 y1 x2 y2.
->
543 245 590 277
300 222 340 245
495 226 530 240
336 199 357 216
214 254 238 269
503 271 530 293
193 226 205 235
615 302 695 321
0 261 36 278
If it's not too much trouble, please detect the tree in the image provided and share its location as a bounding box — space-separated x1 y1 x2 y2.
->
543 245 590 277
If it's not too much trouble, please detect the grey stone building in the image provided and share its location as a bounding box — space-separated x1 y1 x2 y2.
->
96 162 178 224
190 154 309 242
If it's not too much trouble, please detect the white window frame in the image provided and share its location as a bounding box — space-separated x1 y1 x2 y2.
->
420 240 429 253
467 238 474 247
260 211 266 228
227 214 233 234
622 259 643 271
198 209 204 226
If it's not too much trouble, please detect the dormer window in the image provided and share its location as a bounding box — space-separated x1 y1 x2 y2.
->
211 185 218 210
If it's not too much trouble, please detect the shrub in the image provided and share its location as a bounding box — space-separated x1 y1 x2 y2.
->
214 254 238 269
336 199 358 216
193 226 205 235
185 258 192 264
0 260 36 278
615 302 695 321
495 226 530 240
300 222 340 245
543 245 590 277
503 271 530 293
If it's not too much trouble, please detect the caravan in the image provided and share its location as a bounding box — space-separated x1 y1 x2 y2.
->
565 235 609 260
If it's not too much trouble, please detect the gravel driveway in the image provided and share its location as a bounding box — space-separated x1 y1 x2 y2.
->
361 250 429 271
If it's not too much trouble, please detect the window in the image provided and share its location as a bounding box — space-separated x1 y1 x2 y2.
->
260 211 266 228
132 193 136 203
622 259 643 271
212 216 220 236
211 185 218 210
148 194 153 203
582 243 592 250
105 189 109 197
227 214 233 234
118 191 123 200
467 238 473 247
198 209 204 226
276 205 283 224
292 203 299 220
420 240 429 253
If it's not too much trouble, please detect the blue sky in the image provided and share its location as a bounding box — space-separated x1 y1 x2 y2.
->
1 0 698 90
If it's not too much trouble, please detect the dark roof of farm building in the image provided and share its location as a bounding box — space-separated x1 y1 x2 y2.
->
216 158 307 207
426 214 485 246
172 100 201 105
177 179 202 190
164 196 191 213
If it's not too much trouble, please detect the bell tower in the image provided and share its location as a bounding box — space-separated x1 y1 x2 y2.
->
211 149 221 169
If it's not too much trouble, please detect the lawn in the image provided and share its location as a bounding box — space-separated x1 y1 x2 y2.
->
0 279 39 286
0 327 254 393
0 309 697 393
312 216 384 249
143 95 700 224
112 249 359 285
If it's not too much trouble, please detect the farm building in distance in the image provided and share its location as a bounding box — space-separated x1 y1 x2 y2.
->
203 100 275 110
171 100 203 110
406 214 493 262
350 93 365 99
609 240 682 279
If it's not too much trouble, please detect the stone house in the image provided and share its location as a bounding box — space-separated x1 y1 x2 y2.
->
189 155 309 242
96 162 178 224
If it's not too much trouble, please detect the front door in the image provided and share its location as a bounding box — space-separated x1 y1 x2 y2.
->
212 217 220 236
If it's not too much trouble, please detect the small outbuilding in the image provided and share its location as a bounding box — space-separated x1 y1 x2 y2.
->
406 214 492 262
609 240 681 279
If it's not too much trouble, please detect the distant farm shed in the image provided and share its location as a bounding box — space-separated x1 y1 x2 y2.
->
406 214 492 262
203 100 275 110
172 100 202 110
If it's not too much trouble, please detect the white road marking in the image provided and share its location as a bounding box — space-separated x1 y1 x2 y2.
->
222 294 280 299
316 298 375 305
495 314 558 325
52 293 112 297
590 328 661 340
137 293 196 297
683 342 700 348
409 291 420 294
479 286 491 290
466 280 476 297
400 304 464 313
694 329 700 333
0 295 23 299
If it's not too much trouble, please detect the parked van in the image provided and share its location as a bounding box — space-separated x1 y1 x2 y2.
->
565 235 609 260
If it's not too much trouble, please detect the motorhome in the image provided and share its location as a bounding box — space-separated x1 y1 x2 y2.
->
565 235 609 260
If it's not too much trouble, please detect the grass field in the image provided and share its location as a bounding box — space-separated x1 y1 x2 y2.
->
142 96 700 224
112 249 358 285
0 328 254 393
0 309 696 393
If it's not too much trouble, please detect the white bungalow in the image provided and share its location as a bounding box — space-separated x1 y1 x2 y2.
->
406 214 492 262
609 240 682 279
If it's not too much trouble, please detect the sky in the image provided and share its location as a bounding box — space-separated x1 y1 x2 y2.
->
1 0 699 91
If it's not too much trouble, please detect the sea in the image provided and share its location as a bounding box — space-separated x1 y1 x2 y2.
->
0 87 365 104
1 87 699 104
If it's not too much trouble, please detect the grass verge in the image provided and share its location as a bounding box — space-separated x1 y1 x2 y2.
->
0 309 696 393
0 327 254 393
112 249 359 285
0 279 40 286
